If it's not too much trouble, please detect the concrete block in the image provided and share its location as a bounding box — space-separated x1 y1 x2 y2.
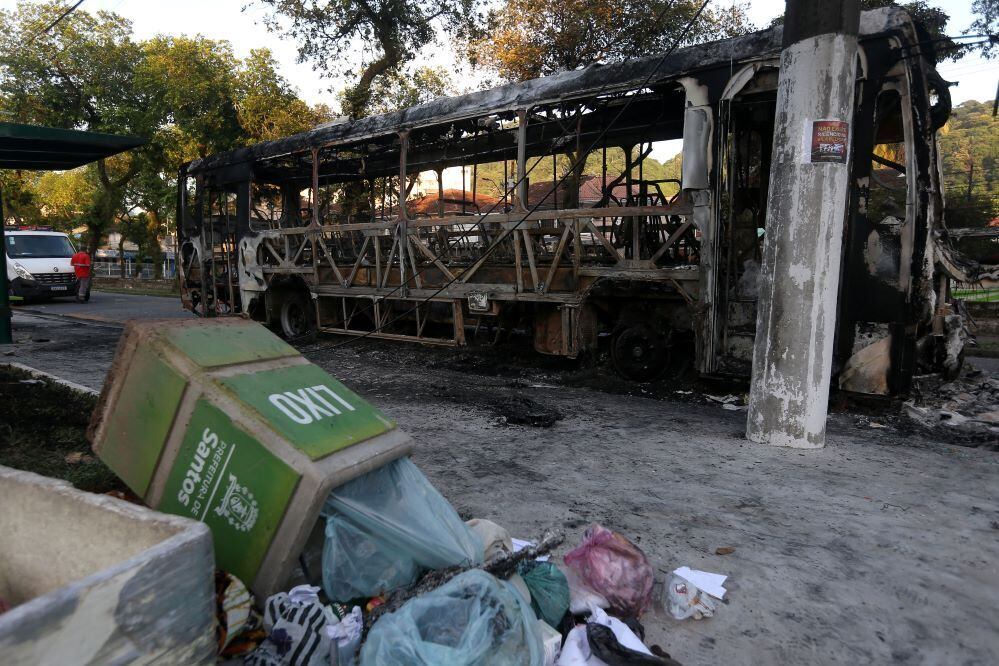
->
89 318 413 598
0 465 216 664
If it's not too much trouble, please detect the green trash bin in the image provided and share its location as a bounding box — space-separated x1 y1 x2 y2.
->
89 318 412 597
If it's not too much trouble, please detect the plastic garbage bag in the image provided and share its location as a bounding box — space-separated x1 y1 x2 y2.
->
321 457 482 601
556 607 660 666
665 574 717 620
519 560 570 628
325 606 362 666
564 567 610 614
563 525 654 616
466 518 514 560
360 569 545 666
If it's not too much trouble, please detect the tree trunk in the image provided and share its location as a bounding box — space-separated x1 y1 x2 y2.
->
147 211 165 279
118 233 127 279
86 226 101 257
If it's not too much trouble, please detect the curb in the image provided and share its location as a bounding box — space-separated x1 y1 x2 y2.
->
2 361 100 396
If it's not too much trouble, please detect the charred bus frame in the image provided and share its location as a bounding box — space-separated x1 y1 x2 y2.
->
178 7 958 395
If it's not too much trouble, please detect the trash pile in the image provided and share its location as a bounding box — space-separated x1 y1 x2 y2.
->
905 364 999 447
212 459 730 666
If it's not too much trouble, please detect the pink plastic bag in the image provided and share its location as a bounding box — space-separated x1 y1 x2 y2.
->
563 524 654 616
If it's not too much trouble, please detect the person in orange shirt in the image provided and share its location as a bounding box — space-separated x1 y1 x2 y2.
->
71 249 92 302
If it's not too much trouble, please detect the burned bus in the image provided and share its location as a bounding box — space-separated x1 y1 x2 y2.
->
177 7 963 395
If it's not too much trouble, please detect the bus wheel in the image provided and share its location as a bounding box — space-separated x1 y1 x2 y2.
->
279 291 317 343
611 322 669 381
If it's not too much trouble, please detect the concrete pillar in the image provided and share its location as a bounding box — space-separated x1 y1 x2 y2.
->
746 0 860 449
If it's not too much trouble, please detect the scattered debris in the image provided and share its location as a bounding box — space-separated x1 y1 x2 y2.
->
666 574 718 621
492 395 564 427
673 567 727 599
214 571 256 658
705 394 741 405
63 452 93 464
904 365 999 447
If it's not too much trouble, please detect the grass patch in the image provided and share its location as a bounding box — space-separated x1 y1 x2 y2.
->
954 288 999 303
96 286 179 298
0 365 124 493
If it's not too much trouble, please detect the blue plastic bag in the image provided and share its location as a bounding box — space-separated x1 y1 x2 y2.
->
321 457 482 602
360 569 545 665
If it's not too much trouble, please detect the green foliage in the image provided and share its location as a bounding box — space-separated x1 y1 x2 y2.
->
969 0 998 58
255 0 483 117
0 171 43 225
0 2 328 262
237 49 335 142
469 0 753 82
470 146 682 200
938 100 998 227
361 66 454 116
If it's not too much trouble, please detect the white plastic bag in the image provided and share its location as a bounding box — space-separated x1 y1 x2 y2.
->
665 574 718 620
325 606 362 666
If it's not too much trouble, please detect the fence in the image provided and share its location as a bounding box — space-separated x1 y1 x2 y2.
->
953 282 999 304
93 261 176 280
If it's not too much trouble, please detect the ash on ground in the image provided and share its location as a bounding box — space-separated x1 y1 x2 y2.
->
905 362 999 448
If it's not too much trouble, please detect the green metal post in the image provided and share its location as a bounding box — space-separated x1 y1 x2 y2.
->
0 184 12 344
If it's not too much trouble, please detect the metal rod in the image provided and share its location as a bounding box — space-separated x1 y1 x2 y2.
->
0 184 11 344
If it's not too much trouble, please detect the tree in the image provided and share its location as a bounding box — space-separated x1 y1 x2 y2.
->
350 65 454 116
0 1 157 254
253 0 482 117
33 168 96 230
0 171 42 225
969 0 998 57
237 48 335 141
468 0 752 83
0 2 365 270
138 35 245 159
937 100 998 225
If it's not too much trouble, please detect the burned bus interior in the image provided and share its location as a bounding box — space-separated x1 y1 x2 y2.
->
178 7 961 395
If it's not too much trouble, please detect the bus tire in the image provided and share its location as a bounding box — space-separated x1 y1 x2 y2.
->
278 290 317 344
611 322 670 382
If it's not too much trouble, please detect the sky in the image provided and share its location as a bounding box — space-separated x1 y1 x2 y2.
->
0 0 993 118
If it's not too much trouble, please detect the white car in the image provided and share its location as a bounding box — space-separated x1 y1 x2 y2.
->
4 228 81 301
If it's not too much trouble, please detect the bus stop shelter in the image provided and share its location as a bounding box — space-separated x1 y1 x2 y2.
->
0 122 146 343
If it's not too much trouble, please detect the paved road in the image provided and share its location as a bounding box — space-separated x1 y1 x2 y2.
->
4 292 999 665
13 290 191 326
6 291 193 390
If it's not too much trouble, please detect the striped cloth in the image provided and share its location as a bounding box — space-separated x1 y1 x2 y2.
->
244 587 335 666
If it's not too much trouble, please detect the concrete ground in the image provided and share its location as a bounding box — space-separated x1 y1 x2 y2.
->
5 295 999 665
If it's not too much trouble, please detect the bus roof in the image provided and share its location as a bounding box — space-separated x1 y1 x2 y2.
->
186 7 914 177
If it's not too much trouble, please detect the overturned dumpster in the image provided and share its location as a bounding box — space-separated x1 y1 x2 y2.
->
0 465 216 664
88 318 412 597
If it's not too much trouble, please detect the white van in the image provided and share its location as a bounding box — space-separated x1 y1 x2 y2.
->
4 228 81 301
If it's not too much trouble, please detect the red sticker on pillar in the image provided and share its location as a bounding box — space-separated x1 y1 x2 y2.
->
809 120 849 163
